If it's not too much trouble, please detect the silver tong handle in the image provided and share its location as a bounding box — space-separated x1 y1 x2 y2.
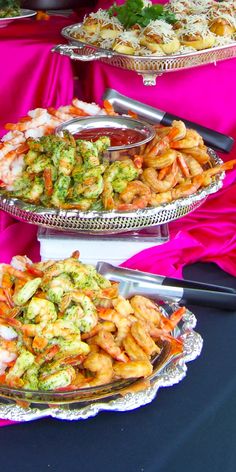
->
52 44 113 62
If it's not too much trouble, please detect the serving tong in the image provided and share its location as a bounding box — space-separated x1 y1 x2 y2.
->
96 262 236 311
103 89 234 153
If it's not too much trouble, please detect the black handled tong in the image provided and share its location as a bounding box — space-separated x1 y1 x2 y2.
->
103 89 234 153
96 262 236 311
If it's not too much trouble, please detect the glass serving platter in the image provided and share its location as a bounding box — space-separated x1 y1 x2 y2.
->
51 23 236 85
0 9 36 28
0 303 203 422
0 149 224 234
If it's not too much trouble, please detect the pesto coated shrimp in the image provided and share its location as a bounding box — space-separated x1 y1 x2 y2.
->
62 292 98 333
102 159 139 210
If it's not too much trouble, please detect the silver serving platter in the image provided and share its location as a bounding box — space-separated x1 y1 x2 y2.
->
0 9 36 28
51 23 236 85
0 150 224 234
0 305 203 422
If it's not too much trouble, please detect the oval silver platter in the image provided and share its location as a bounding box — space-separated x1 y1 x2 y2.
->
51 23 236 86
0 9 36 27
0 305 203 422
0 150 224 234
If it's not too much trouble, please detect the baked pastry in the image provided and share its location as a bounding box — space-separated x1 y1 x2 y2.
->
82 9 110 35
178 16 216 50
208 5 236 36
140 20 180 54
99 17 124 40
112 32 140 55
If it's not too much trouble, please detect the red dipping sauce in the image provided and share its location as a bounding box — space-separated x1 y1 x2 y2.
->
75 127 145 147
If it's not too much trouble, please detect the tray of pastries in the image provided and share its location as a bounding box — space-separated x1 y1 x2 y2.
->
52 0 236 85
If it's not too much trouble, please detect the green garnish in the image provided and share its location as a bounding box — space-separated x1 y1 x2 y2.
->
0 0 21 18
109 0 176 29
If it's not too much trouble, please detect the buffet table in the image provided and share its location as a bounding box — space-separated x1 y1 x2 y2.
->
0 2 236 459
0 262 235 472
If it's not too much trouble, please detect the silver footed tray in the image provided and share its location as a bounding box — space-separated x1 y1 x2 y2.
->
0 150 224 234
0 304 203 422
52 23 236 86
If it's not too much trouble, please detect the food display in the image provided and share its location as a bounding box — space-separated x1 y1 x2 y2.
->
70 0 236 56
0 252 186 392
0 99 235 213
0 0 21 18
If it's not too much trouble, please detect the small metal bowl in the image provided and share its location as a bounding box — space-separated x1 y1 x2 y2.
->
55 115 155 161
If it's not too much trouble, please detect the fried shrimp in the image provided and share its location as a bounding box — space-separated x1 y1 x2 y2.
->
83 352 113 387
113 359 153 379
141 161 178 193
117 181 151 211
130 296 162 326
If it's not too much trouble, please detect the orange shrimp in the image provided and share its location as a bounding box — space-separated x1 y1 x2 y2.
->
117 181 151 211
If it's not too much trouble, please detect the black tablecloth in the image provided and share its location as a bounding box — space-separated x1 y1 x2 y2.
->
0 262 235 472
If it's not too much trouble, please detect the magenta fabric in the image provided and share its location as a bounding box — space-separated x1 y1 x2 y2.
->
0 3 236 426
0 14 79 137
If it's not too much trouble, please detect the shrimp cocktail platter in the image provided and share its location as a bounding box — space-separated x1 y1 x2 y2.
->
0 251 203 421
0 97 235 234
52 0 236 85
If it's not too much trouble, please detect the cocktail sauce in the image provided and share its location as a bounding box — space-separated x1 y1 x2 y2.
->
75 127 144 147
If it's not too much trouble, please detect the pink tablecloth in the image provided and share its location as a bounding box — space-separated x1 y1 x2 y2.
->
0 13 79 137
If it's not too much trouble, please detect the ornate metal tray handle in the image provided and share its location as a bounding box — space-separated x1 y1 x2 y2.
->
52 44 113 62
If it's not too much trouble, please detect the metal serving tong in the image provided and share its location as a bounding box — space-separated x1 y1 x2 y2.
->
96 262 236 311
102 88 234 154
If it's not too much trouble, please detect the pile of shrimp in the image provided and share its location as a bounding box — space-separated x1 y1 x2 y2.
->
0 252 185 392
0 98 109 188
0 99 235 209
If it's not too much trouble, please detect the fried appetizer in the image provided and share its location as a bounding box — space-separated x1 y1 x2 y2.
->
112 31 140 55
178 16 216 50
140 20 180 54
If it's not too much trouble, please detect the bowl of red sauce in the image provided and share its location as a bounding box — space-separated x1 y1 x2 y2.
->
55 115 155 161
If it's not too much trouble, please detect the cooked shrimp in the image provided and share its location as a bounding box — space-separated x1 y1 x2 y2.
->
113 359 153 379
150 174 203 206
117 181 151 211
13 278 42 306
131 321 160 356
181 145 210 164
183 155 204 176
83 352 113 386
170 129 203 149
112 296 134 316
122 333 149 361
94 329 128 362
5 109 51 132
72 98 101 116
98 308 132 345
39 365 76 390
5 349 35 388
143 149 178 169
144 135 170 157
130 296 162 326
63 292 98 333
25 297 57 325
141 160 178 192
198 159 236 185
